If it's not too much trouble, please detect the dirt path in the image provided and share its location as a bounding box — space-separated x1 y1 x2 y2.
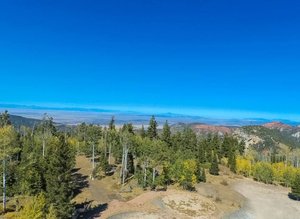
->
227 178 300 219
101 189 219 219
73 156 123 218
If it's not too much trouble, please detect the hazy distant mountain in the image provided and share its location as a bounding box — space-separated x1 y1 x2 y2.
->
1 103 300 127
9 115 42 128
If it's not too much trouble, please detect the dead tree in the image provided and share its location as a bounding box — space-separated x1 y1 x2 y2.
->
143 159 148 188
3 159 6 212
120 134 129 186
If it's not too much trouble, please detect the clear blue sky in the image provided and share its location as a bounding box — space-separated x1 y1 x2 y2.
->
0 0 300 119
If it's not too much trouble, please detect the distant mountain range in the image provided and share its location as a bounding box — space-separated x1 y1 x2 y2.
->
5 109 300 150
9 114 42 128
1 103 299 127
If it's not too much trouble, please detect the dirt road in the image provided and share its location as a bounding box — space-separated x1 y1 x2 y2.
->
226 179 300 219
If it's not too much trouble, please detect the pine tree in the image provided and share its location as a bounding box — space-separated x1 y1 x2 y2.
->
291 171 300 200
147 116 158 139
127 152 135 175
238 140 246 155
161 120 171 146
228 150 237 173
197 140 206 163
109 116 116 130
222 134 231 158
0 110 11 127
196 162 206 183
209 152 219 175
18 156 46 195
201 168 206 182
45 135 74 218
140 125 146 138
182 127 197 152
122 123 134 134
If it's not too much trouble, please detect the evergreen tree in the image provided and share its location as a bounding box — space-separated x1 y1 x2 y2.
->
209 152 219 175
122 123 134 134
109 116 116 130
161 120 171 146
158 163 171 189
140 125 146 138
18 156 46 195
221 134 231 158
0 110 11 127
147 116 158 139
127 152 135 175
201 168 206 182
204 138 212 163
238 140 246 155
291 171 300 200
228 149 237 173
45 135 74 218
197 140 206 163
181 127 197 152
196 164 206 182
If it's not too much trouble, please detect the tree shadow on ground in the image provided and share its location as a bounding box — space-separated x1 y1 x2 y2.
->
76 201 108 219
72 168 90 197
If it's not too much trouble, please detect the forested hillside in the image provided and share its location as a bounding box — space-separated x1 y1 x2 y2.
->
242 125 300 150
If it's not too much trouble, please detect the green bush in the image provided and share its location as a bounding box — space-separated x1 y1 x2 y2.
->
252 162 273 184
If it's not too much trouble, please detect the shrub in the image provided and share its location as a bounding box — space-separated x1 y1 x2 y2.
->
252 162 273 184
236 156 251 177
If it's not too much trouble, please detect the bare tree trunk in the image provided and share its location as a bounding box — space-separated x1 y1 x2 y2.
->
120 136 129 186
31 123 36 137
152 167 156 185
120 143 125 181
122 148 128 185
92 143 95 170
42 137 45 157
104 132 107 158
3 159 6 213
77 141 80 155
143 160 147 188
108 143 112 165
64 131 67 143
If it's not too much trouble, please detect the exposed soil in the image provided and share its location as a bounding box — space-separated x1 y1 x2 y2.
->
74 156 300 219
101 168 244 219
226 178 300 219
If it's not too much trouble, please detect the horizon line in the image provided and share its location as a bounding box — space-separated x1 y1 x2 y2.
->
0 102 300 123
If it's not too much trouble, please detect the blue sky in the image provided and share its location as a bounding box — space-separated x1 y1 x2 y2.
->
0 0 300 120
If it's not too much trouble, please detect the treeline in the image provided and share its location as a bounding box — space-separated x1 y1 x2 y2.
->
236 156 300 200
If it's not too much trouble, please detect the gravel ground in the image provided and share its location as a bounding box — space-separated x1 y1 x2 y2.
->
225 179 300 219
